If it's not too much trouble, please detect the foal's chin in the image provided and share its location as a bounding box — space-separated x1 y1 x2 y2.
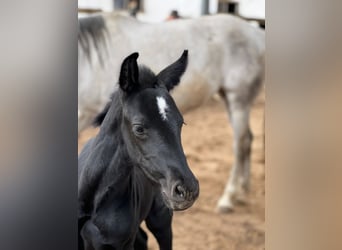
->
160 191 196 211
170 200 196 211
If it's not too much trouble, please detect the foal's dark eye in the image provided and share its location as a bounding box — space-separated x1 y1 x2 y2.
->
133 124 145 136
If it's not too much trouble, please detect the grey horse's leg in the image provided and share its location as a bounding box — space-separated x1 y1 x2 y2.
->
217 91 253 212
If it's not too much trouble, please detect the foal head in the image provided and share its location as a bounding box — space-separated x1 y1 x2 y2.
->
118 51 199 210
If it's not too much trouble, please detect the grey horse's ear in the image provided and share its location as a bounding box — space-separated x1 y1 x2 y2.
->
157 50 188 91
119 52 139 94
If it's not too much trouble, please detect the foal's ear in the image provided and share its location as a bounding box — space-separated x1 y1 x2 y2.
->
119 52 139 94
157 50 188 91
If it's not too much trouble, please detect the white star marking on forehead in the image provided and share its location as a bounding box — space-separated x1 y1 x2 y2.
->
156 96 169 121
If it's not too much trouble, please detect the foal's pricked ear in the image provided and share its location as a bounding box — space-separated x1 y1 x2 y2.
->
119 52 139 94
157 50 188 91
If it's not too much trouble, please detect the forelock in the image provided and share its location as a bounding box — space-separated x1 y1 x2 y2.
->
138 66 157 89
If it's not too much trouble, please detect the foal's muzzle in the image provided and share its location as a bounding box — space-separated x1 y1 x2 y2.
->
169 179 199 211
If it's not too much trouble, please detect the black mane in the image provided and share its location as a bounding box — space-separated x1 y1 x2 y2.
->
78 14 109 65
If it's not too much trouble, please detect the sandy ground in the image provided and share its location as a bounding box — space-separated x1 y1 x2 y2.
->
78 92 265 250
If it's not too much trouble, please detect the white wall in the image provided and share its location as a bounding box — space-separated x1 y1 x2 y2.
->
239 0 265 19
77 0 265 21
141 0 203 22
140 0 264 22
209 0 219 14
78 0 114 12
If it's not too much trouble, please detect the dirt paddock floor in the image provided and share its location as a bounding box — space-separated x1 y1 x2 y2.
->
78 92 265 250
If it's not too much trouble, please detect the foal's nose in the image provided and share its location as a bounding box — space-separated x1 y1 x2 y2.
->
171 180 199 202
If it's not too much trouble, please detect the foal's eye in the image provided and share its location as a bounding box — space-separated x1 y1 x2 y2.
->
133 124 145 136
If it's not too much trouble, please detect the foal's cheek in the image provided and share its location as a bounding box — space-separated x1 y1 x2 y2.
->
131 136 148 156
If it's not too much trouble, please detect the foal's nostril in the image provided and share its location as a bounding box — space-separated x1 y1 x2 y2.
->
175 185 186 198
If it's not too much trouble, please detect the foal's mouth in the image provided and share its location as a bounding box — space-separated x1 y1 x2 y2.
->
160 190 196 211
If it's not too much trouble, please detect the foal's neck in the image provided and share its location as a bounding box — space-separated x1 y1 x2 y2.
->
96 96 135 188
